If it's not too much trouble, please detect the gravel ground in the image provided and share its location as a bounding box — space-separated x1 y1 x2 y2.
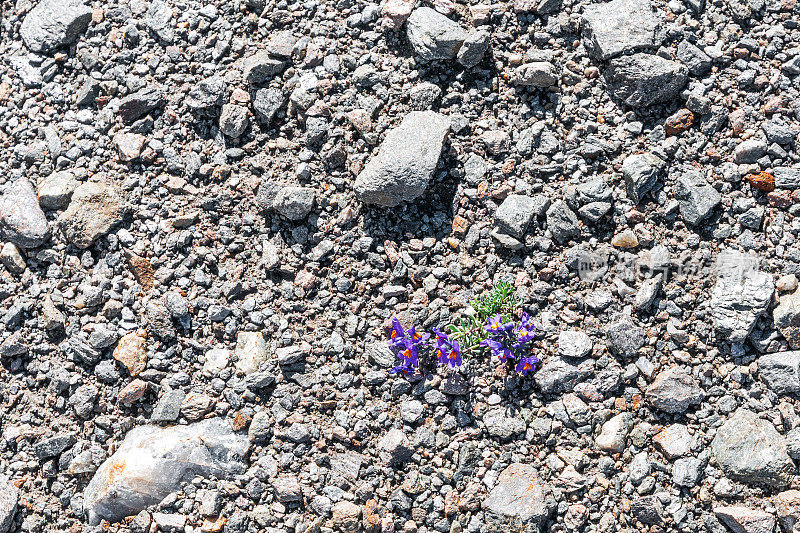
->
1 0 800 532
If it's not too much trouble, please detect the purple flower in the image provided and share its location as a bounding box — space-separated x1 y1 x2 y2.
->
389 339 419 374
433 329 462 368
481 338 514 363
407 325 430 348
515 355 539 376
483 314 513 336
388 317 407 348
513 313 536 348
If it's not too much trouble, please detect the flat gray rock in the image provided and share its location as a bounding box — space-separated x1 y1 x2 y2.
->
406 7 467 61
483 464 554 533
58 179 129 249
581 0 663 60
710 251 774 344
758 351 800 395
674 167 721 226
83 419 248 524
604 53 688 108
0 178 49 249
354 111 450 207
495 194 540 238
646 367 702 413
20 0 92 54
711 409 792 487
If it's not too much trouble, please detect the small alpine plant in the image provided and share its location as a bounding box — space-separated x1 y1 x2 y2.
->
386 282 539 377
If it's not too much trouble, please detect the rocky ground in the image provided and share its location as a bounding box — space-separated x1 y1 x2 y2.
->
0 0 800 531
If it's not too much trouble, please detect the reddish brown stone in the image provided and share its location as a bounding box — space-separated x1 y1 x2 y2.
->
118 379 148 405
451 215 469 235
664 109 696 136
768 189 794 209
745 171 776 192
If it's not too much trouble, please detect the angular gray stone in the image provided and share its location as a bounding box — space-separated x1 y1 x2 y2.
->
774 490 800 533
38 170 77 210
268 186 316 220
406 8 467 61
219 104 249 138
596 413 632 453
119 87 166 124
714 506 776 533
757 351 800 395
535 356 590 395
0 178 49 249
581 0 663 60
484 464 554 533
58 179 129 249
253 88 285 126
677 40 712 75
84 419 248 524
378 428 413 464
483 410 526 440
774 291 800 349
672 457 703 487
457 30 490 68
513 62 558 87
734 139 767 164
185 77 224 110
646 367 702 413
674 167 721 226
20 0 92 54
242 51 286 84
545 200 580 242
495 194 540 238
710 251 774 344
0 477 17 533
604 53 688 108
631 496 663 525
711 409 793 487
558 330 593 359
354 111 450 207
622 152 665 204
606 319 647 358
150 390 186 423
774 167 800 190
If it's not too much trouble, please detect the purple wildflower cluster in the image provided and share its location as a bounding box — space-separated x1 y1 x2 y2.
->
479 312 539 375
387 317 462 375
387 312 539 376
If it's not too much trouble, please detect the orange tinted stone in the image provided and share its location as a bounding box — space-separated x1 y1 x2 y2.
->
664 109 696 136
745 171 775 192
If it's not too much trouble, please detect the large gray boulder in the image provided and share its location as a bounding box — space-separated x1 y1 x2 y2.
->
774 290 800 349
758 351 800 395
354 111 450 207
406 7 467 61
604 54 688 108
710 251 774 344
711 409 793 487
483 464 555 533
83 419 249 524
581 0 663 60
20 0 92 54
0 178 49 249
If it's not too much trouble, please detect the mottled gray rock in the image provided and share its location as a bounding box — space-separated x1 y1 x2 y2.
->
495 194 540 238
631 496 663 525
185 77 224 110
0 178 49 249
646 367 702 413
457 30 490 68
653 424 693 459
581 0 662 60
546 200 580 242
406 8 467 61
774 292 800 349
622 152 665 204
535 356 590 394
606 319 647 358
242 51 286 84
674 167 721 226
513 62 558 87
774 490 800 533
757 351 800 395
596 413 631 453
271 186 316 220
677 40 712 75
150 390 185 423
774 167 800 190
0 477 16 533
354 111 450 207
673 457 703 487
37 170 77 210
483 410 526 440
378 428 413 464
734 139 767 164
484 464 554 533
710 251 774 344
20 0 92 54
219 104 249 138
558 330 593 359
58 179 129 249
711 409 792 487
714 506 776 533
253 88 286 126
83 420 248 524
34 434 77 459
604 54 688 108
